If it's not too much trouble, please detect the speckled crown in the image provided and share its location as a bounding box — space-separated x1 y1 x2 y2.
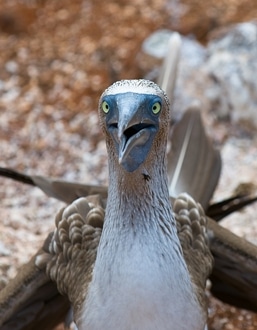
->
101 79 170 107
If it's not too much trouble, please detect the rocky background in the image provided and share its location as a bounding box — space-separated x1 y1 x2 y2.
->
0 0 257 329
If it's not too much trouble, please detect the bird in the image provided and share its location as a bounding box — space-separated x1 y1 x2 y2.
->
2 90 257 330
63 79 213 329
0 79 213 329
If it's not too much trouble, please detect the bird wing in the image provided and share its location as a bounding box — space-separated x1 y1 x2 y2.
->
0 196 104 329
167 106 221 210
0 167 107 204
208 217 257 312
0 252 70 330
157 32 181 101
36 195 103 322
174 193 213 311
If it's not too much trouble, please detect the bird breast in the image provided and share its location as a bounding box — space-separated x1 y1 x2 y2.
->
78 229 205 330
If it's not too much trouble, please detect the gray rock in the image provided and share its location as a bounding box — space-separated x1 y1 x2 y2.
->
140 22 257 127
205 21 257 125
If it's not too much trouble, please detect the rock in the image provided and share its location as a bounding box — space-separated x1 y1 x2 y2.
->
205 21 257 125
140 22 257 127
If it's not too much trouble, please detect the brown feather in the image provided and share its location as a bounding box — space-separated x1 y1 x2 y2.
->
0 252 69 330
208 217 257 311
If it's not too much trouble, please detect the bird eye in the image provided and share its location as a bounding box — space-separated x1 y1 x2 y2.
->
152 102 161 114
102 101 110 114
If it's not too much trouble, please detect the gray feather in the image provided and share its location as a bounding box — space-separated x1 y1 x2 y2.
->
167 106 221 209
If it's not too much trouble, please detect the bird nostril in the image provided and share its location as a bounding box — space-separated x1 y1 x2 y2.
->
110 123 118 130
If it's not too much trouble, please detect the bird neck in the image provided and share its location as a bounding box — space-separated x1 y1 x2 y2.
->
107 152 174 227
101 141 185 252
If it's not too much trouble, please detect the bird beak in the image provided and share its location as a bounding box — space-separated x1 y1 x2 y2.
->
114 96 158 172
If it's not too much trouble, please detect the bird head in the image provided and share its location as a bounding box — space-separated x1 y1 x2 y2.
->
99 79 170 173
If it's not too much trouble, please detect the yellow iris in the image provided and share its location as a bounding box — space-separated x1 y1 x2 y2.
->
152 102 161 114
102 101 110 113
